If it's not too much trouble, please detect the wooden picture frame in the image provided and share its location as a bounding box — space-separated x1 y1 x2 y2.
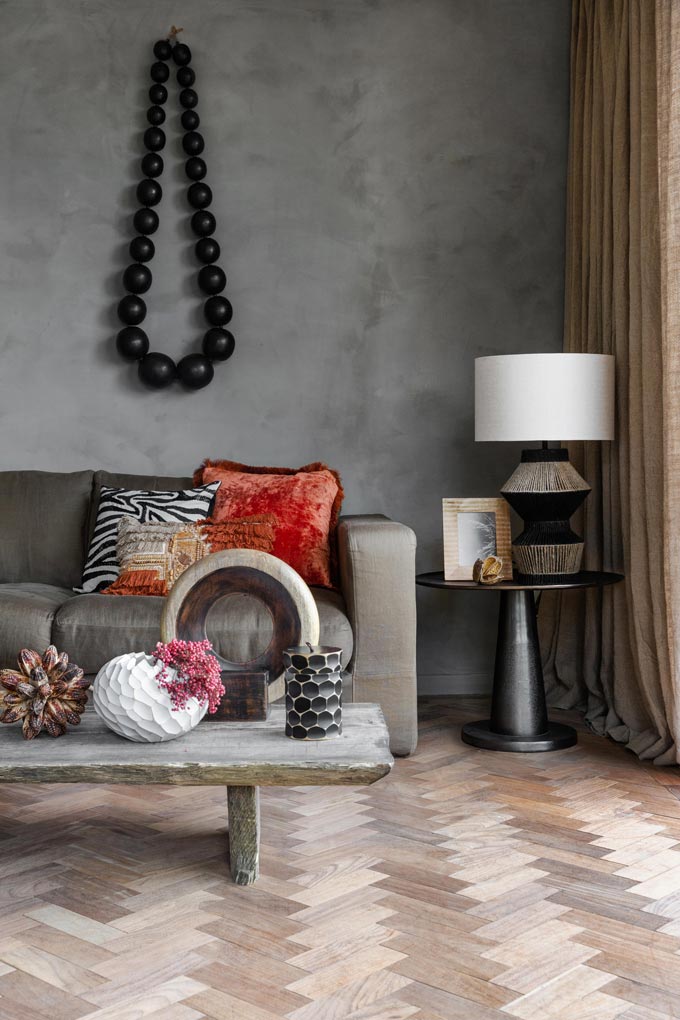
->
442 498 513 581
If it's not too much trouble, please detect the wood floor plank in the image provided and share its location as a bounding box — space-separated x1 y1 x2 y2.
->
0 942 106 994
20 923 116 968
343 1001 418 1020
0 968 92 1020
286 970 413 1020
287 944 406 999
77 976 209 1019
397 979 509 1019
24 905 121 946
184 985 282 1020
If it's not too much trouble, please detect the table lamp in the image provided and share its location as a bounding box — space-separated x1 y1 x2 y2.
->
475 353 615 581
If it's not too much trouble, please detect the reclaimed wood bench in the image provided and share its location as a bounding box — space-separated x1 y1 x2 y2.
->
0 703 393 885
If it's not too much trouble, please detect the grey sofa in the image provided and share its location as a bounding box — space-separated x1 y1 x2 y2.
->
0 469 418 755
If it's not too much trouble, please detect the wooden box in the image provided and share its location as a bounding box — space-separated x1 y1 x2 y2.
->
208 671 269 722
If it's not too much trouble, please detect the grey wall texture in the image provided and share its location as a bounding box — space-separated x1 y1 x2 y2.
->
0 0 570 693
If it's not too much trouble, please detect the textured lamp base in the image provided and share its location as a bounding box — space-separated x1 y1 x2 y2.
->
513 530 584 582
501 449 590 582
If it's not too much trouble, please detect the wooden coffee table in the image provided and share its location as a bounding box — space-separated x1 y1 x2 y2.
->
0 703 393 885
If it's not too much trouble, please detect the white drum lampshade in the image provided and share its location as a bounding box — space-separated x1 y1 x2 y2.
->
475 353 615 442
474 353 615 581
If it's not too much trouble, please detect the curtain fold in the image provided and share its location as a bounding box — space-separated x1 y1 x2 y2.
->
540 0 680 764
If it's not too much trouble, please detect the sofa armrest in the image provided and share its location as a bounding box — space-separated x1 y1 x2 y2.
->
337 515 417 755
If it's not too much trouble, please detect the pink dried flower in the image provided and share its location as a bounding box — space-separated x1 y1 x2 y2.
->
153 639 224 715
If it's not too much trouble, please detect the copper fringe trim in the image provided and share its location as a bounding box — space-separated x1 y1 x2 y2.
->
103 570 168 597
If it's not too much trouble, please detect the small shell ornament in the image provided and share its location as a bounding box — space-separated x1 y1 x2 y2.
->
473 556 504 584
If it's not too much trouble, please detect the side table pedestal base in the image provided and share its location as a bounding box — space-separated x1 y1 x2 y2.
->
465 589 577 753
416 569 624 755
462 720 577 753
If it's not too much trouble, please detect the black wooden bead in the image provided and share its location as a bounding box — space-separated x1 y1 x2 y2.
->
129 235 155 262
181 109 200 131
141 152 163 178
149 83 167 105
185 157 207 181
144 126 165 152
188 182 212 209
118 295 147 325
138 352 176 388
195 237 220 264
198 265 226 294
177 353 214 389
177 65 195 87
182 131 204 156
133 208 159 235
146 105 166 126
136 178 162 207
203 328 235 361
180 88 198 109
204 296 233 326
172 42 192 65
117 326 149 361
153 39 172 61
150 61 169 83
191 210 216 237
122 263 152 294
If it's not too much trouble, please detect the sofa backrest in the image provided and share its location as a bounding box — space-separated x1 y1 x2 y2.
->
0 470 94 588
87 470 194 544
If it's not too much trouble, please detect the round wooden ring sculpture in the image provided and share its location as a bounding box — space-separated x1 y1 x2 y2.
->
160 550 320 702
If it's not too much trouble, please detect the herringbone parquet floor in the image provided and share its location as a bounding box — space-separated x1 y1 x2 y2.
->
1 697 680 1019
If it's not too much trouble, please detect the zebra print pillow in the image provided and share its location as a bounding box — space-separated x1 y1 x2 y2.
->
75 482 220 594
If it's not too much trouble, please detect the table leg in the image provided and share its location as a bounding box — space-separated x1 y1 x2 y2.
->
227 785 260 884
462 589 577 752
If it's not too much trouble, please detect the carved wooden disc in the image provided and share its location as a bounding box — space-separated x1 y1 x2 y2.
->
160 550 320 701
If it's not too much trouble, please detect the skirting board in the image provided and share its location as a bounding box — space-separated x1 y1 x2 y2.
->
418 672 492 696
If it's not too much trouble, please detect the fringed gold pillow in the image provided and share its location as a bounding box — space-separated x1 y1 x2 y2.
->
103 514 277 596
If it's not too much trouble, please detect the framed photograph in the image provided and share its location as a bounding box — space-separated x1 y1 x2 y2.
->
442 498 513 581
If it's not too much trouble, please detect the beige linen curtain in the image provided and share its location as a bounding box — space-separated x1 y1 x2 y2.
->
540 0 680 764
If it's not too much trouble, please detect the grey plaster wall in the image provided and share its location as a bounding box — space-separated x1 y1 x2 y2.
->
0 0 570 692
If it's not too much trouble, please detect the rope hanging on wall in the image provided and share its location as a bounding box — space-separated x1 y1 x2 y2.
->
116 29 235 390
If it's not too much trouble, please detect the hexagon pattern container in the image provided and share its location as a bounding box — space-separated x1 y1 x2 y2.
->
93 651 207 742
283 646 343 740
283 645 342 675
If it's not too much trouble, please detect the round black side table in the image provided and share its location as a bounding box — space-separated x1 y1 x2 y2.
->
416 570 623 752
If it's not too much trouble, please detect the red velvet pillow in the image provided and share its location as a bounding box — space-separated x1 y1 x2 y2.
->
194 460 343 588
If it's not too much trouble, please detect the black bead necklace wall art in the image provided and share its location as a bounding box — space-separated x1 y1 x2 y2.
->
116 29 235 390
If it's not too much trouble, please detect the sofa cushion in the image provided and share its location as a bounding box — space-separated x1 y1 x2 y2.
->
0 583 76 668
88 471 193 544
53 587 354 676
195 460 343 589
78 482 221 594
0 470 94 587
103 514 277 596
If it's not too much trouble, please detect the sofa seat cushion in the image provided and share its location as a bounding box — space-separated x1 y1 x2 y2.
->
53 587 354 676
0 583 76 668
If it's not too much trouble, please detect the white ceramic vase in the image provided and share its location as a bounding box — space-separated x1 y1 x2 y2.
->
93 651 207 742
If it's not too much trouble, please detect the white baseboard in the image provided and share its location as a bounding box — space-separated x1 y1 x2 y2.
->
417 673 492 696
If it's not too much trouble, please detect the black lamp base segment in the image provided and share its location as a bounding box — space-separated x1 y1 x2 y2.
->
501 448 590 582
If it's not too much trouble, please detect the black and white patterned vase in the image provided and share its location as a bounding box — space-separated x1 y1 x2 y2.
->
283 645 342 739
